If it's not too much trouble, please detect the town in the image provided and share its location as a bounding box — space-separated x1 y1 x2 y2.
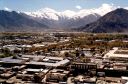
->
0 32 128 84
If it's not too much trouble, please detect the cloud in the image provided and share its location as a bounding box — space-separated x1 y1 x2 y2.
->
4 7 11 11
76 5 82 9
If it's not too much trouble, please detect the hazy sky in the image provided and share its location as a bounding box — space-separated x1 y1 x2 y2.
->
0 0 128 12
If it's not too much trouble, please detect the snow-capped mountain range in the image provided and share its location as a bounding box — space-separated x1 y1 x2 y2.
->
0 4 128 32
26 4 115 20
25 4 116 29
26 10 100 29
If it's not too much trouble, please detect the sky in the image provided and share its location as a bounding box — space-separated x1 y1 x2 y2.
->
0 0 128 12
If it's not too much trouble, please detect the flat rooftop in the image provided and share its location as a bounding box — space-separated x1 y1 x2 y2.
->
0 55 70 67
0 57 24 64
104 47 128 58
26 59 69 67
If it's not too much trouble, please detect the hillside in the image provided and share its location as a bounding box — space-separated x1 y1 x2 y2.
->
0 10 48 32
79 8 128 33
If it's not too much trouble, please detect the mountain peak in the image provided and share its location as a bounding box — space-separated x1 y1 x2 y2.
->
110 8 128 15
25 3 115 20
101 8 128 22
38 8 57 13
0 10 48 32
115 8 127 11
79 8 128 33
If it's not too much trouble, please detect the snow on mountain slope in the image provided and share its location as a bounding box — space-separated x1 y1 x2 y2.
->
26 4 115 20
25 8 101 29
24 4 117 29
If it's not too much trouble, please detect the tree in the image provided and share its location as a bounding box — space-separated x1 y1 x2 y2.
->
64 52 70 57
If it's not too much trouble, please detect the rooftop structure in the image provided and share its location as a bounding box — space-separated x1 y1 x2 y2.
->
26 59 69 67
46 69 70 82
0 57 24 64
104 47 128 58
0 55 70 68
74 75 97 84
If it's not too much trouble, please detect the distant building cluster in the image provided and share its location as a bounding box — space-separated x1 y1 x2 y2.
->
0 33 128 84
